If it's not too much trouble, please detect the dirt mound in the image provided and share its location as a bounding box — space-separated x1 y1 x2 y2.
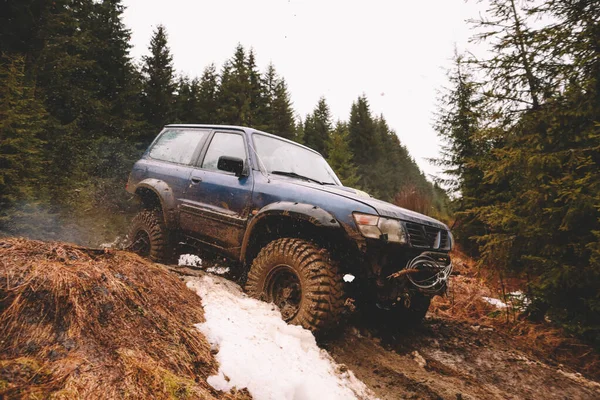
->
0 238 249 399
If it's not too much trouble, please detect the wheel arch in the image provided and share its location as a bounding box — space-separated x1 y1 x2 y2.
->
133 179 177 229
240 202 361 270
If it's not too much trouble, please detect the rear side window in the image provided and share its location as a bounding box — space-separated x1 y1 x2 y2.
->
202 132 246 171
148 129 208 164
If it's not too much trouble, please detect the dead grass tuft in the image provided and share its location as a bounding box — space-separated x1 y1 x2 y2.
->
0 238 249 399
431 249 600 380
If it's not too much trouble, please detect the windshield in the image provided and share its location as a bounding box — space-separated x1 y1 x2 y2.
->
253 134 341 185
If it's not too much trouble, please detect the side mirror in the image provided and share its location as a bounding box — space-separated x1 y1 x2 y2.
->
218 156 246 177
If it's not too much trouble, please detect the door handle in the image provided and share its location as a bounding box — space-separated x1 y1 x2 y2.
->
191 177 202 184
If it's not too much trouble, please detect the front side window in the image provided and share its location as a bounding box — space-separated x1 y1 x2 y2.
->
253 134 340 185
148 129 208 165
202 132 247 171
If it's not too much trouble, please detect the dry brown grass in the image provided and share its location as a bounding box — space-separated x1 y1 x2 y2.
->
0 238 250 399
430 249 600 380
393 185 432 215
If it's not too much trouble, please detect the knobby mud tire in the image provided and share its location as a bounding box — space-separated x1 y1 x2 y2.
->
127 210 172 263
245 238 345 334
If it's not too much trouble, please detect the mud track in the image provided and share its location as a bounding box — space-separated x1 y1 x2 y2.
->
167 263 600 400
324 318 600 400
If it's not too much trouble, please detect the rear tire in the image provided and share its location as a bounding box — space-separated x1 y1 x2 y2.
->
245 238 345 333
127 210 172 262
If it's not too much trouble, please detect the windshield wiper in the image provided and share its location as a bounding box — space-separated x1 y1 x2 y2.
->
271 170 329 185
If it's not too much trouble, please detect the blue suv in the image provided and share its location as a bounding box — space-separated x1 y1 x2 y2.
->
127 125 453 332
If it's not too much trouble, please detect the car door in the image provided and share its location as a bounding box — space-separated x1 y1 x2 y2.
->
143 127 211 204
179 130 254 254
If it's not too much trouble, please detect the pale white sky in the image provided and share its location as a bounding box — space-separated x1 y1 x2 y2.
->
123 0 487 179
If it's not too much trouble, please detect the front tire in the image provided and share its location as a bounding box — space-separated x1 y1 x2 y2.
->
245 238 345 333
127 210 171 262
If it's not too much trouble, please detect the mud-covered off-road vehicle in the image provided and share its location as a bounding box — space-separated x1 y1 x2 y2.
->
126 125 453 332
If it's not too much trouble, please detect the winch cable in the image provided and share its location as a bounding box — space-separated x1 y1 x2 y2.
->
388 253 453 294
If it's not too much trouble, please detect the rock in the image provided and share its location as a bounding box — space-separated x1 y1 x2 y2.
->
412 351 427 368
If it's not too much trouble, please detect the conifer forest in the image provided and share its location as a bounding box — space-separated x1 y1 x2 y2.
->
0 0 599 346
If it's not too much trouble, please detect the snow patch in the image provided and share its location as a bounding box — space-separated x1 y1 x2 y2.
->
186 275 376 400
482 296 508 308
99 236 125 249
482 292 531 311
206 266 230 275
178 254 202 267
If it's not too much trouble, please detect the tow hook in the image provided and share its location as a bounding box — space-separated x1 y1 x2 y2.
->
403 294 411 309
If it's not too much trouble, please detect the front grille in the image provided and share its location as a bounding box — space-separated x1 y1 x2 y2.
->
439 230 450 249
405 222 448 249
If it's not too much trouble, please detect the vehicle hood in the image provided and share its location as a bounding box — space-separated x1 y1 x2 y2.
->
281 178 448 230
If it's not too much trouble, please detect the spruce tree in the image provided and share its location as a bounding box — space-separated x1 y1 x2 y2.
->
327 122 359 187
197 63 219 123
445 0 600 341
270 78 296 139
247 49 267 129
433 53 484 194
174 76 198 123
217 44 251 125
141 25 175 137
303 97 332 156
0 55 45 218
295 117 305 144
263 64 295 139
433 53 488 252
348 95 378 166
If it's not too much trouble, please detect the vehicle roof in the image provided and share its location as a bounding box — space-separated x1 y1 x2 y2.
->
164 124 322 156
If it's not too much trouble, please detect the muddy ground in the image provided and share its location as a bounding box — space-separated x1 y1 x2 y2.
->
325 318 600 400
169 263 600 400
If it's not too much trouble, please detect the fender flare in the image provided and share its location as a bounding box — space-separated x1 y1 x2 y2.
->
240 201 341 263
134 178 178 229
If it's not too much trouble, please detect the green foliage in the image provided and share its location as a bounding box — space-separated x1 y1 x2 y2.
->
0 55 45 216
263 64 296 140
142 25 175 136
348 95 378 166
303 97 332 157
197 64 219 123
217 45 251 125
327 122 359 187
438 0 600 344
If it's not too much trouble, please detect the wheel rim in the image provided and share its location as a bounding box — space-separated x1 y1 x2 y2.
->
131 229 151 256
265 265 302 321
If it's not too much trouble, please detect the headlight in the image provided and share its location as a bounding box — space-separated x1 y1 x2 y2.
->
352 213 407 244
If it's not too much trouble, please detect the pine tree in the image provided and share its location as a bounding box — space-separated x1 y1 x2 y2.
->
33 0 100 190
432 53 488 252
327 122 359 187
450 0 600 341
141 25 175 137
348 95 378 166
246 49 267 129
0 55 45 217
295 116 305 144
270 78 296 139
303 97 332 156
263 64 295 139
433 53 484 194
197 63 219 122
174 76 198 123
217 44 251 125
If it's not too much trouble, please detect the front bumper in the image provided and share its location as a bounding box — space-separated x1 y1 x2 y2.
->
357 241 452 306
